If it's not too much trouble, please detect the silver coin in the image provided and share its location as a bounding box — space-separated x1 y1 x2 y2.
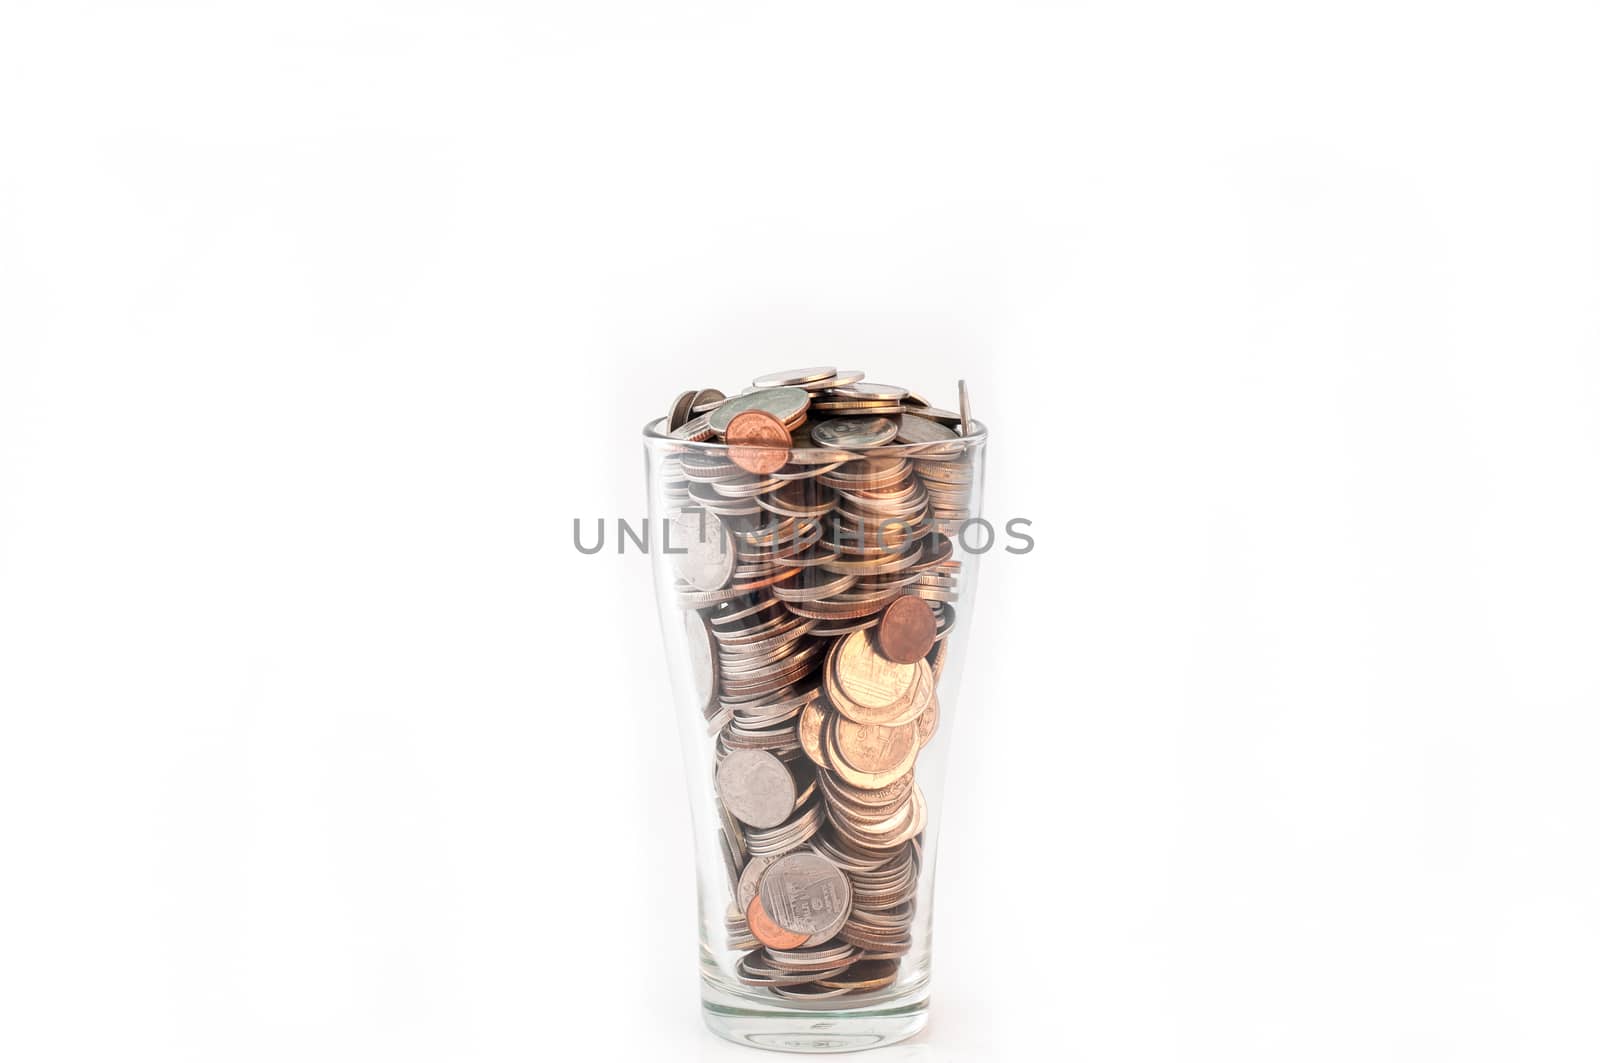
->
958 379 973 435
830 382 907 402
719 830 742 891
908 406 960 427
744 793 825 855
690 387 727 414
752 366 836 389
671 509 735 591
685 609 718 717
669 414 715 441
737 851 785 911
719 799 748 863
765 942 859 969
810 416 898 449
894 414 958 445
811 369 865 390
707 386 811 435
771 982 853 1000
758 851 853 940
668 390 697 431
716 749 797 829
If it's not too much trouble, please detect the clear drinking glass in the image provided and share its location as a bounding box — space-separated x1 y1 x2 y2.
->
644 412 987 1052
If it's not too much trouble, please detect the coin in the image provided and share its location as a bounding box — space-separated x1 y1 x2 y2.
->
831 629 918 717
817 959 899 991
726 409 792 475
671 509 735 591
825 713 919 789
810 416 899 449
809 401 905 416
669 390 698 431
958 379 973 435
764 942 858 971
876 595 936 664
810 369 865 389
716 749 798 828
744 794 824 856
797 699 830 769
771 982 853 999
691 387 727 413
752 366 836 389
707 387 810 436
736 851 785 911
832 714 918 775
758 851 853 941
915 696 939 747
669 413 715 442
818 765 914 809
894 413 958 446
739 945 855 986
830 382 907 402
910 406 961 427
685 609 719 717
746 896 812 950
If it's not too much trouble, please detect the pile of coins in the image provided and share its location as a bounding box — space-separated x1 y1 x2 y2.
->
658 367 980 1000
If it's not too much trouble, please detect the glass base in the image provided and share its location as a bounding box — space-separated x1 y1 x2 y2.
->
701 979 930 1053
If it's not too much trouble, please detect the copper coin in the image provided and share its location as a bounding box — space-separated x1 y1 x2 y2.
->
746 896 810 950
832 714 918 775
876 595 936 664
824 712 918 789
726 409 791 475
830 630 919 719
797 700 832 769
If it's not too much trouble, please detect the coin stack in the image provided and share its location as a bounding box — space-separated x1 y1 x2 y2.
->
660 368 979 1000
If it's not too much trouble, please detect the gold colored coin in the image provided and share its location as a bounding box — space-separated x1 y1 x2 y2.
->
832 714 917 775
818 766 914 809
827 647 931 728
831 630 917 717
797 699 831 769
915 696 939 748
825 713 917 789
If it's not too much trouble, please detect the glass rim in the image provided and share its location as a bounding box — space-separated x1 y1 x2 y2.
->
641 415 989 457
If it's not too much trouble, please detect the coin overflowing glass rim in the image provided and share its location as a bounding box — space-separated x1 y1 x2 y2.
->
642 415 990 454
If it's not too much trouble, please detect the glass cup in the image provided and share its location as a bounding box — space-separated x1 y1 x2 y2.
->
644 412 986 1052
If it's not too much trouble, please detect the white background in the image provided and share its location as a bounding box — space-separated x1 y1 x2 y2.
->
2 3 1598 1061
